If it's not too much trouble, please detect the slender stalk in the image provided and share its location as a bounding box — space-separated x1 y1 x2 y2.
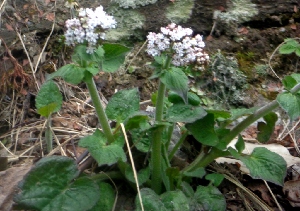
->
168 130 188 160
221 82 300 146
151 55 172 194
45 115 52 153
85 73 114 143
151 81 166 194
183 82 300 172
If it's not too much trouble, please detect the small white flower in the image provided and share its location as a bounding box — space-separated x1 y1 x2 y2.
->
146 23 209 67
64 5 116 53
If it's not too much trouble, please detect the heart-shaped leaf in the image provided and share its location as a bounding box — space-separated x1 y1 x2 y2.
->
14 156 99 211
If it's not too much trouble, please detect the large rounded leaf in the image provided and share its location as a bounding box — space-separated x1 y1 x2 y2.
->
14 156 100 211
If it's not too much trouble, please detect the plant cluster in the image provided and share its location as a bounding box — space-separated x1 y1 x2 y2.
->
198 51 247 107
12 5 300 211
114 0 158 9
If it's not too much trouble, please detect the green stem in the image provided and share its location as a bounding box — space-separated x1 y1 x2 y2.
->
151 81 166 194
168 129 188 160
151 55 172 194
183 83 300 172
85 73 114 144
45 115 52 153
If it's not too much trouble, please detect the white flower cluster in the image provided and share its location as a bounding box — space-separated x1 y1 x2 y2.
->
65 6 116 54
146 23 209 69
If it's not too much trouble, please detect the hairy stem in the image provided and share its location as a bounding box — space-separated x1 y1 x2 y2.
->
185 83 300 171
151 81 166 194
85 73 114 143
151 55 172 194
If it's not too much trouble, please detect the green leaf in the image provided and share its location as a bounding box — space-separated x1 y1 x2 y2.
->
125 166 150 185
102 43 130 72
86 65 100 75
130 126 152 153
186 114 219 146
160 67 188 103
14 156 99 211
235 135 245 153
184 167 206 179
36 80 62 117
124 112 149 130
48 64 85 84
207 110 231 120
282 75 298 91
165 167 180 191
257 112 278 143
279 39 299 54
190 185 226 211
161 190 190 210
72 45 104 67
37 103 59 118
295 48 300 57
290 73 300 83
277 92 300 120
239 147 287 185
205 173 224 187
135 188 167 211
106 88 140 123
166 103 207 123
168 91 201 106
154 55 167 65
79 129 127 166
229 107 256 121
88 182 115 211
180 181 194 198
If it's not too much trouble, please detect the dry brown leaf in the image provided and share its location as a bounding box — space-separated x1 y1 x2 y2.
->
0 165 32 211
283 180 300 207
23 4 29 9
291 23 297 30
22 59 29 66
73 122 83 131
238 27 249 35
206 35 213 41
294 5 298 13
248 182 274 206
46 13 55 21
5 23 14 31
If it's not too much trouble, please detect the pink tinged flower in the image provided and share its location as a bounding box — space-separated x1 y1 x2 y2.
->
147 48 160 56
168 23 176 29
195 34 202 41
160 27 170 35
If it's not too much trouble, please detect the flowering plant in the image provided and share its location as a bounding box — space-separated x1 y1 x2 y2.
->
146 23 209 69
64 6 116 53
13 5 300 209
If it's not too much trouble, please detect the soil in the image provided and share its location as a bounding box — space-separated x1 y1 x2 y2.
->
1 0 300 210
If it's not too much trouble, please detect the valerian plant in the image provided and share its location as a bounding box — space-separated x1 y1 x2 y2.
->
13 4 300 210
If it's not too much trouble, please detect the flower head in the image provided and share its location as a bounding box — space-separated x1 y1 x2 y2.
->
146 23 209 70
64 6 116 54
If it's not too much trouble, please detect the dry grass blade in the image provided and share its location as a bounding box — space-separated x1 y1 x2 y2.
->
263 180 283 211
279 119 300 156
120 123 144 211
223 173 273 211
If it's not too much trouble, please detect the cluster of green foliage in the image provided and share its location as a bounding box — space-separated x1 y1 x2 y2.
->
12 31 300 211
198 51 248 108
